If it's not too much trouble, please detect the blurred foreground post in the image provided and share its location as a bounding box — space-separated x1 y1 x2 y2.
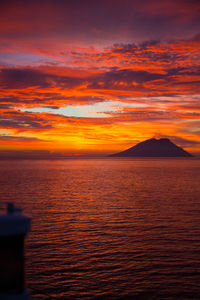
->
0 203 31 300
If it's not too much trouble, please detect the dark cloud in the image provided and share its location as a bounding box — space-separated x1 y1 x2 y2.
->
0 68 82 89
88 69 166 90
0 135 41 141
0 110 53 129
0 91 106 110
0 97 21 103
42 105 60 109
111 42 189 65
0 119 52 130
0 103 12 109
0 68 50 89
0 0 199 44
0 67 166 93
167 66 200 77
106 69 165 83
112 43 138 54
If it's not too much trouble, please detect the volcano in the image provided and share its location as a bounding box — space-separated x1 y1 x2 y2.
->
110 138 193 157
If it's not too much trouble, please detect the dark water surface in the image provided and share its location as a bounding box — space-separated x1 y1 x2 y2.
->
0 158 200 299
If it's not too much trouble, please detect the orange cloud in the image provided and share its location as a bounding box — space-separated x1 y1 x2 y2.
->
0 14 200 155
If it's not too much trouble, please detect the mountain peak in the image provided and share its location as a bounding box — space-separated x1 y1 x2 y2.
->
110 138 193 157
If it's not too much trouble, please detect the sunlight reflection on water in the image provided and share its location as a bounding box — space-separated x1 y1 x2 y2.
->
0 158 200 299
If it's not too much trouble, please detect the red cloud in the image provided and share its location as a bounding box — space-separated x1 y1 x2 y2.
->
0 0 199 154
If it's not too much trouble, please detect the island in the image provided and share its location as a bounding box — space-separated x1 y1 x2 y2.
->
110 138 193 157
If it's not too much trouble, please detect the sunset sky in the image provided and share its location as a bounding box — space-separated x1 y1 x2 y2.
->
0 0 200 156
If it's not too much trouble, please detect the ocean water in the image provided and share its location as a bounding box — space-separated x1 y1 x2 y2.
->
0 158 200 299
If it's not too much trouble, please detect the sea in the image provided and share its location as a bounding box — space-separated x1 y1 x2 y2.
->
0 158 200 299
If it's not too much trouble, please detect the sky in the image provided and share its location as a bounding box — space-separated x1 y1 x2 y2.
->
0 0 200 156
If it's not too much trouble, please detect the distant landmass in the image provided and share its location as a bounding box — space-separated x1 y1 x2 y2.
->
110 138 193 157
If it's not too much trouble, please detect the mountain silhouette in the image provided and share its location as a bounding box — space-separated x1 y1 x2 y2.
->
110 138 193 157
